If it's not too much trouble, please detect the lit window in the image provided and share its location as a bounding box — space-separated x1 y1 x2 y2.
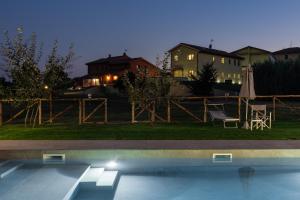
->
106 75 111 81
233 73 236 78
113 75 118 81
188 70 194 75
221 72 224 77
212 56 215 62
92 78 100 86
237 74 240 79
187 54 194 60
221 57 225 64
227 73 231 78
174 55 179 61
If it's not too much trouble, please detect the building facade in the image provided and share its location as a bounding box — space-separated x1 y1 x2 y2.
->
273 47 300 62
169 43 243 84
232 46 274 66
81 53 159 87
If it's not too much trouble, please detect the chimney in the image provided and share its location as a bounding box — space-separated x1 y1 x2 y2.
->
108 54 111 58
123 52 127 56
209 39 214 49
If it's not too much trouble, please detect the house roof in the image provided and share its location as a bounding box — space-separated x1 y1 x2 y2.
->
169 43 243 59
86 53 132 65
231 46 271 54
273 47 300 55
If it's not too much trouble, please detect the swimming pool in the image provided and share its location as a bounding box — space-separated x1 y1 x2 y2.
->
1 155 300 200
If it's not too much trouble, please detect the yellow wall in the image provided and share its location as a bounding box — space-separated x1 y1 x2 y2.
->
171 46 198 78
170 45 242 84
198 53 241 84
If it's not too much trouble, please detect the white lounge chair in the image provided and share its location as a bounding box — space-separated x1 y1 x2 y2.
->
209 110 240 128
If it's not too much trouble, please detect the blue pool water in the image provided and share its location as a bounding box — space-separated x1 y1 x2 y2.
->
1 158 300 200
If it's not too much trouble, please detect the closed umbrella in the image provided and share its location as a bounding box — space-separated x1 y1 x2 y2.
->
239 65 256 129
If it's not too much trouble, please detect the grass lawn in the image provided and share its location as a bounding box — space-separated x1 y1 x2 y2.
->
0 121 300 140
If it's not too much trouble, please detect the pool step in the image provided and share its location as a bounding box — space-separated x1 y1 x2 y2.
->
79 168 119 190
96 171 119 189
0 161 23 179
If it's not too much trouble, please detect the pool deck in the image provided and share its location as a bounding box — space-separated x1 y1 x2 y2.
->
1 140 300 150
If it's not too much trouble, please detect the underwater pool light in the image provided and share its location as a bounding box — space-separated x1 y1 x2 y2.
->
106 161 117 169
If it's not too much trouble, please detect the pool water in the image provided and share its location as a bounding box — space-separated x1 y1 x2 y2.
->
75 165 300 200
1 158 300 200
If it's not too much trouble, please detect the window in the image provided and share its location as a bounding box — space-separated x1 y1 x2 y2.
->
285 55 289 60
237 74 240 79
187 54 194 60
234 59 237 66
238 60 240 65
113 75 118 81
221 57 225 64
233 73 236 78
221 72 224 77
227 73 231 78
188 70 194 75
106 75 111 81
174 55 179 61
92 78 100 86
229 59 231 64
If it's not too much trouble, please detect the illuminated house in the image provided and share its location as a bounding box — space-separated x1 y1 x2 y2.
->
82 53 159 87
169 43 243 84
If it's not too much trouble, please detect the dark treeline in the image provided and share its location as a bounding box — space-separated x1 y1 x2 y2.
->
253 59 300 95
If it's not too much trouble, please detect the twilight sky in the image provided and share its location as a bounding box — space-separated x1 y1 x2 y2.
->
1 0 300 77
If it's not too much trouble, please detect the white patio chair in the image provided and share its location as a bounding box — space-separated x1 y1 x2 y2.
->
250 105 272 131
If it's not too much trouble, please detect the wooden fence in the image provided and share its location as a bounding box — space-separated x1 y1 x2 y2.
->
0 98 107 126
0 95 300 126
130 95 300 123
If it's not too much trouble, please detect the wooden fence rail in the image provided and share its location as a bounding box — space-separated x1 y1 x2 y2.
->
1 95 300 126
0 98 107 126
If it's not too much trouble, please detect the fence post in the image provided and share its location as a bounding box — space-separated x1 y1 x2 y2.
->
104 99 108 124
151 101 155 123
203 98 207 123
167 99 171 123
272 96 276 121
78 99 82 125
0 100 2 127
38 99 42 125
131 101 135 123
82 99 86 122
238 97 241 120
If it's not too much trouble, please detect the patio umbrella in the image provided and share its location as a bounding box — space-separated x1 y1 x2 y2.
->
239 65 256 129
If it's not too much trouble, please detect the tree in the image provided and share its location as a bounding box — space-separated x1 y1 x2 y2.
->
156 52 173 98
0 28 43 126
0 28 43 101
253 59 300 95
43 40 74 96
189 63 217 96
